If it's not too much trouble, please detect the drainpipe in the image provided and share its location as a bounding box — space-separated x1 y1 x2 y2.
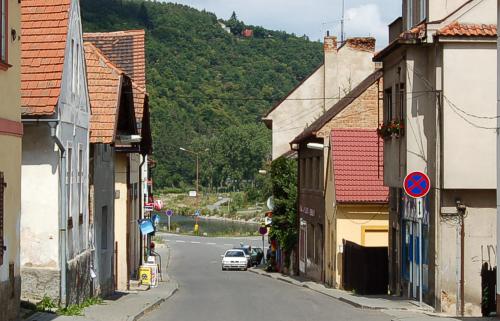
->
496 0 500 313
48 121 67 306
139 153 146 265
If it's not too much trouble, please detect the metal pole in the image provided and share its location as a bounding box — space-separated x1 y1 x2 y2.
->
496 0 500 312
341 0 345 43
460 216 465 317
417 198 423 307
262 234 266 264
168 215 171 232
196 153 199 207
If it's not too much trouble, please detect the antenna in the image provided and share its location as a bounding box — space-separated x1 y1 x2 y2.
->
340 0 345 43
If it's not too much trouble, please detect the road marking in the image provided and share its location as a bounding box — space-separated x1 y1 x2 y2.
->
191 241 201 244
224 243 233 246
176 240 185 243
207 242 216 245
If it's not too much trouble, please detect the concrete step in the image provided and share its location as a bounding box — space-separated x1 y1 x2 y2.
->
129 280 150 291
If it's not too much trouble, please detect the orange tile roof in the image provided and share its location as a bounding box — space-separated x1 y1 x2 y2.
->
84 42 125 144
438 22 497 37
132 81 146 129
21 0 71 116
83 30 146 89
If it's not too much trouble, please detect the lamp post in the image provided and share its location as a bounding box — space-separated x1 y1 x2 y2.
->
179 147 208 208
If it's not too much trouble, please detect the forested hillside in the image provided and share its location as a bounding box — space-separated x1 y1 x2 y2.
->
81 0 323 190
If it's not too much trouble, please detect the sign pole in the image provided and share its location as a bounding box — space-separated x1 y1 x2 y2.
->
417 197 423 307
168 215 171 232
262 234 265 264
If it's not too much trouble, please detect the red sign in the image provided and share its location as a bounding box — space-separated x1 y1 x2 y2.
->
403 172 430 198
259 226 268 235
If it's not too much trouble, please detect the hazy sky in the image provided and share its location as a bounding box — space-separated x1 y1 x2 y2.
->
165 0 402 48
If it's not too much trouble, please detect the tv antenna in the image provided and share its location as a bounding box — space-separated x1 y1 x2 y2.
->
340 0 345 43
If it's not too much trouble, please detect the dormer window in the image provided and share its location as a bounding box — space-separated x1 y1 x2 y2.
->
0 0 7 64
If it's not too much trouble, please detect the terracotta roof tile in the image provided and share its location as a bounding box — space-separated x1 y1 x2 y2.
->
83 30 146 89
21 0 70 116
84 42 124 144
438 22 497 37
331 129 388 203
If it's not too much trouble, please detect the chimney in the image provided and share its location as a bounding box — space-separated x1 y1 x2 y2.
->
323 32 338 53
344 37 376 52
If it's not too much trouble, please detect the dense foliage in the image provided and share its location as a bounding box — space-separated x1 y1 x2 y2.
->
269 157 298 269
81 0 323 189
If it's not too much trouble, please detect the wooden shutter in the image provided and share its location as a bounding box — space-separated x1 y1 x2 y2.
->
0 172 5 265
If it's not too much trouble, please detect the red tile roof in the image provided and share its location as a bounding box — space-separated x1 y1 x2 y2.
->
84 42 125 144
132 81 146 126
21 0 71 116
438 22 497 37
331 129 388 204
83 30 146 89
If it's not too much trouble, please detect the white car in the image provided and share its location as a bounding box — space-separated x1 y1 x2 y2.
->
221 249 248 271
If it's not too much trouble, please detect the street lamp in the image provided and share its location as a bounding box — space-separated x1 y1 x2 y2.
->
179 147 209 207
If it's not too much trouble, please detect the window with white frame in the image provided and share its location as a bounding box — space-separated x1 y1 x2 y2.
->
419 0 426 22
406 0 414 29
67 146 73 220
71 39 77 95
0 0 7 63
78 146 83 218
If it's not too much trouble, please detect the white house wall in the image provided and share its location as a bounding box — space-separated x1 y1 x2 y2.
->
20 124 61 301
442 42 497 189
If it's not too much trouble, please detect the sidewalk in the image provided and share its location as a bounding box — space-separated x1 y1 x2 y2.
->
248 268 495 321
24 244 178 321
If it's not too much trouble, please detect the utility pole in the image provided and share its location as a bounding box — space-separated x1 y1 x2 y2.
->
340 0 345 43
496 0 500 315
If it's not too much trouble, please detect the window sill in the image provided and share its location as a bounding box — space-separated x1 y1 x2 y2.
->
0 61 12 71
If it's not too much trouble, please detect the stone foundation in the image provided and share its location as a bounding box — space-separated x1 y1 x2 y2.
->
21 267 60 302
66 250 92 305
0 276 21 321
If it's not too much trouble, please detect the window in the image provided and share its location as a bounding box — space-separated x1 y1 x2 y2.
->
419 0 427 22
0 0 7 63
385 88 393 123
0 172 5 266
397 83 405 120
78 146 83 217
406 0 414 29
67 146 73 220
71 39 77 95
76 43 80 96
101 206 108 250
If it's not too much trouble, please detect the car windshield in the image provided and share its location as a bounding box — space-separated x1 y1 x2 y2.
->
225 251 244 257
234 247 250 255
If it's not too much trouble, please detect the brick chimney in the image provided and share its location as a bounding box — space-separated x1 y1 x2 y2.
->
345 37 376 52
323 33 338 53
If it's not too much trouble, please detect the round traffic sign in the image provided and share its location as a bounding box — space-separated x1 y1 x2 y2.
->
194 210 200 216
166 209 173 217
259 226 268 235
404 172 430 198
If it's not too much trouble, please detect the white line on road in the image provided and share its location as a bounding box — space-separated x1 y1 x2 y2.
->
224 244 233 246
176 240 185 243
207 242 216 245
191 241 201 244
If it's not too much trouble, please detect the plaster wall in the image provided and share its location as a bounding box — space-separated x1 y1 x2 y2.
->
268 65 325 160
428 0 469 22
90 144 115 297
442 42 496 189
438 190 496 316
114 153 128 291
128 153 141 279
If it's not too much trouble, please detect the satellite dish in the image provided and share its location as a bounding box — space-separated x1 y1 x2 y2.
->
266 196 274 211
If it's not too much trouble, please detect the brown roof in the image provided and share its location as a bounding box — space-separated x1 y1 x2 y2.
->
21 0 71 116
84 42 125 144
438 22 497 37
132 81 146 126
290 69 383 144
83 30 146 89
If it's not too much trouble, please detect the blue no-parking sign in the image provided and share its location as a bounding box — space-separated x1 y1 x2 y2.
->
403 171 430 199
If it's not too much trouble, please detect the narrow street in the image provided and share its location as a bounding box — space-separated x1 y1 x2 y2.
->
143 233 393 321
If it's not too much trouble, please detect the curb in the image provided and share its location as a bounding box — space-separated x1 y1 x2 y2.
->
131 281 179 321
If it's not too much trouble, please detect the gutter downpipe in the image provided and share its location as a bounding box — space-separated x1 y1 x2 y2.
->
496 0 500 313
139 152 146 266
48 121 67 306
23 118 67 305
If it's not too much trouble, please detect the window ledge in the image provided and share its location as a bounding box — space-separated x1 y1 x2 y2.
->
0 62 12 71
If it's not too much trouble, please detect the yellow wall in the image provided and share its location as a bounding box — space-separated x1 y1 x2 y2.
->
0 0 21 284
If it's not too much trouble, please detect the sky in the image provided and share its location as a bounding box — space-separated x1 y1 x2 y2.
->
164 0 402 48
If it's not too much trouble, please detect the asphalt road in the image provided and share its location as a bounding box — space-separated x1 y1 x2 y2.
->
143 233 393 321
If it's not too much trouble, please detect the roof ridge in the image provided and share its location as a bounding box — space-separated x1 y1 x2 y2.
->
83 29 146 37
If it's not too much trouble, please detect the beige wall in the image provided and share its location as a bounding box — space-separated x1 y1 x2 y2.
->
442 42 496 189
266 38 375 160
114 153 128 290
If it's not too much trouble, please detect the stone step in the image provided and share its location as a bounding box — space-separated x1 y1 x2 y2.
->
129 280 150 291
